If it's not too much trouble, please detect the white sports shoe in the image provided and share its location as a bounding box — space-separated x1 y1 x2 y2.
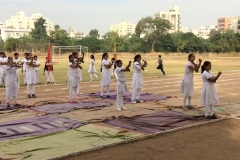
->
131 100 136 104
121 107 127 110
117 108 122 111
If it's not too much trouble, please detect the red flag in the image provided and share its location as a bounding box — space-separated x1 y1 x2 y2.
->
47 43 51 73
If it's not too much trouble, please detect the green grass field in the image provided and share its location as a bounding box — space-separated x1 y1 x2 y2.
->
4 53 240 86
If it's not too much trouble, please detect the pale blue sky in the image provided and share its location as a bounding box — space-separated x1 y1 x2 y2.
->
0 0 239 36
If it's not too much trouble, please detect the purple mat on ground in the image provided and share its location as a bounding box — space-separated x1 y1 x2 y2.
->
84 90 170 103
0 115 82 141
31 101 113 114
104 110 205 134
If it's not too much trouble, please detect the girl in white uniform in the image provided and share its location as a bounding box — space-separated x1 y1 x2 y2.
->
180 54 202 108
68 55 82 103
100 52 114 99
5 57 20 108
131 55 147 103
72 52 84 95
200 61 222 119
115 60 131 110
88 55 98 81
0 52 8 86
34 55 41 84
13 53 22 87
26 53 37 98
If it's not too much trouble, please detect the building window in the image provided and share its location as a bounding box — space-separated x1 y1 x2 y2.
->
162 14 166 18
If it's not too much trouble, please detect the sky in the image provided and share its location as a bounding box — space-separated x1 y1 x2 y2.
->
0 0 239 36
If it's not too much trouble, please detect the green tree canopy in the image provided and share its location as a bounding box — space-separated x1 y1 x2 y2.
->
77 37 101 53
30 17 48 42
50 25 70 46
238 20 240 30
89 29 100 38
135 16 172 52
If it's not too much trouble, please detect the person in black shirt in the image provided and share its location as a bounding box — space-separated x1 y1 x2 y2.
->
157 55 165 75
43 57 54 83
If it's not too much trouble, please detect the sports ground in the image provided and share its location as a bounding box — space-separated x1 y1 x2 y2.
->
0 53 239 160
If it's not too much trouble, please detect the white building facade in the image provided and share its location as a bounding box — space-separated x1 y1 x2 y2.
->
179 28 198 35
0 11 53 41
229 15 240 33
198 25 217 36
154 6 181 33
110 20 136 37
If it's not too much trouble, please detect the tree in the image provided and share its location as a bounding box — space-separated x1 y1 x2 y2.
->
209 29 219 37
155 34 175 52
0 37 4 51
238 20 240 30
4 38 19 52
31 17 48 42
50 25 69 46
89 29 100 38
171 31 185 52
100 31 119 52
78 37 101 53
135 16 171 52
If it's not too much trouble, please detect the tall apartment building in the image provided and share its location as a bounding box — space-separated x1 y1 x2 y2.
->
217 17 231 31
110 20 136 37
5 11 53 31
154 6 180 33
0 11 54 41
229 15 240 33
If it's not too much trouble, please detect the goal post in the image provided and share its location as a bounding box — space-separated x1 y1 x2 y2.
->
52 45 89 60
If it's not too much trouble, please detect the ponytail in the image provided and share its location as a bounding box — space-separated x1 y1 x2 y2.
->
100 52 108 72
133 55 141 68
91 55 95 61
201 65 205 74
201 61 211 73
188 53 196 66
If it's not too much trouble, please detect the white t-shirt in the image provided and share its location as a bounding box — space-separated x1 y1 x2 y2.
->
34 60 40 71
22 58 28 71
13 58 22 70
115 67 125 81
0 57 7 71
0 57 5 69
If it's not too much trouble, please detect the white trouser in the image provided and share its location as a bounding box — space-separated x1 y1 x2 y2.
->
27 84 35 95
89 73 98 81
182 95 192 107
117 91 123 109
0 69 5 85
69 86 77 100
16 69 20 87
76 82 81 94
205 104 214 117
45 70 55 82
23 70 26 84
45 70 50 82
35 70 40 83
101 85 110 96
131 88 141 101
